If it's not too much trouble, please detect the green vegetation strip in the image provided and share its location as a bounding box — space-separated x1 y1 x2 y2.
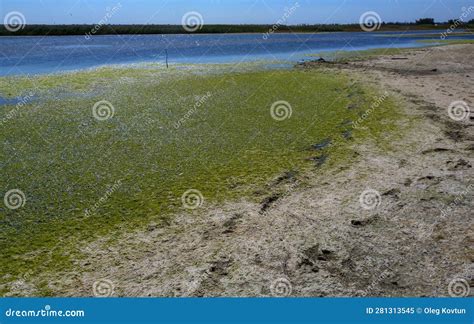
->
0 64 401 295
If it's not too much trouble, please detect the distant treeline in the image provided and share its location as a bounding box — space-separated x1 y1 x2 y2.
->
1 21 473 36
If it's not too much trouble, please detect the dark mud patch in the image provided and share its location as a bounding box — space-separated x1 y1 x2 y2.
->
307 155 328 167
311 138 332 151
272 170 298 186
421 148 457 154
301 244 338 264
446 159 472 171
342 130 353 140
222 213 243 234
208 258 232 276
416 175 444 189
194 257 233 296
260 194 281 213
340 120 354 127
351 215 381 227
465 144 474 151
383 188 401 199
445 130 465 142
425 113 472 142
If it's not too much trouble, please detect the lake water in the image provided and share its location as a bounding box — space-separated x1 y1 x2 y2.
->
1 30 473 76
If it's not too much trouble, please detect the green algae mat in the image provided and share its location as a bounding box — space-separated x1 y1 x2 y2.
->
0 64 400 295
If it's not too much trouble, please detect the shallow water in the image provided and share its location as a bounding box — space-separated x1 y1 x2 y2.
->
0 95 39 107
0 96 21 106
1 30 473 76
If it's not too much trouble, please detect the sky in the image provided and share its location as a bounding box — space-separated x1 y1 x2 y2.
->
1 0 472 25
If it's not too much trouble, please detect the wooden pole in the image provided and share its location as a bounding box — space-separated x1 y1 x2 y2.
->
165 49 169 69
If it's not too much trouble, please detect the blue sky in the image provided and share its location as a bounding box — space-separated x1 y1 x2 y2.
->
1 0 472 24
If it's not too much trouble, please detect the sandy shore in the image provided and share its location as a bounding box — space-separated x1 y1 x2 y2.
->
8 44 473 297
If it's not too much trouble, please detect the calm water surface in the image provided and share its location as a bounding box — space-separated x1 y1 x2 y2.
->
1 30 473 76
